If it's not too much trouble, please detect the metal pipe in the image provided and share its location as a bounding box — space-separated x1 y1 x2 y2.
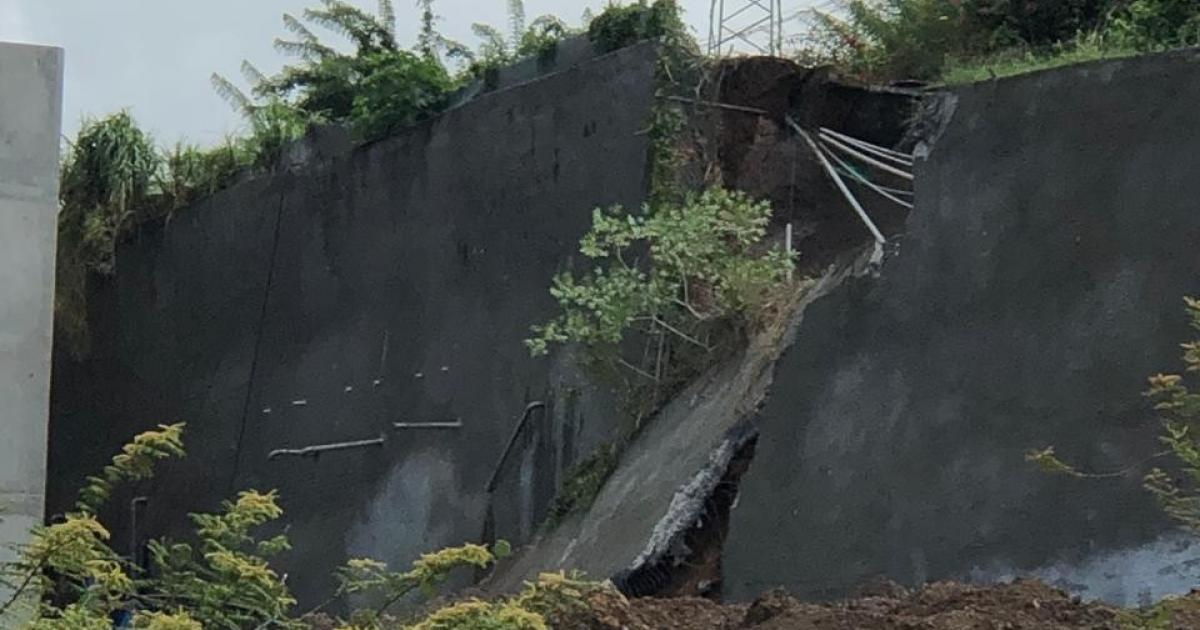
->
818 132 914 181
824 147 915 209
665 95 768 116
818 126 915 164
392 420 463 429
789 117 887 244
130 496 148 569
485 401 548 493
267 434 386 460
785 222 794 281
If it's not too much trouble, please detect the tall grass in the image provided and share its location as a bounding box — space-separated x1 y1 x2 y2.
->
55 113 269 356
799 0 1200 84
941 32 1141 84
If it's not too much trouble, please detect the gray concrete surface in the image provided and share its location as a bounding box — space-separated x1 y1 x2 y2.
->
0 41 63 605
484 250 879 594
725 48 1200 605
47 42 657 608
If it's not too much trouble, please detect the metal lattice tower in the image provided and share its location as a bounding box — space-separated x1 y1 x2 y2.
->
708 0 785 57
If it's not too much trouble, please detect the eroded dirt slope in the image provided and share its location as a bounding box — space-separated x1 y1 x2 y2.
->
563 579 1200 629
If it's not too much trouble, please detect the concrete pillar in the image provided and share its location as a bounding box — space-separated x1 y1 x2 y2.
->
0 41 64 604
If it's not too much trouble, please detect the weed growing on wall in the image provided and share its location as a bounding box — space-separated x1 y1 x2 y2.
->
541 443 620 530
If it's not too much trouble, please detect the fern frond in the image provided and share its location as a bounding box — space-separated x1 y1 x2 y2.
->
240 61 268 89
305 0 396 52
273 37 336 60
472 22 509 58
210 73 255 116
282 12 319 43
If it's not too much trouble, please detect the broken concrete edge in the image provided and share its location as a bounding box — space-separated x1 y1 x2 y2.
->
611 418 759 596
906 91 959 161
603 243 887 597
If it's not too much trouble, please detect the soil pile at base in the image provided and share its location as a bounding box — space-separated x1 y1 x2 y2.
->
567 579 1200 629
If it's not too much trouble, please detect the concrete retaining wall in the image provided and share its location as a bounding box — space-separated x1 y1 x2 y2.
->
47 42 657 607
725 49 1200 605
0 41 63 610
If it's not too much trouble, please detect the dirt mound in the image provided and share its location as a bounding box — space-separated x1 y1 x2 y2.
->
568 578 1200 629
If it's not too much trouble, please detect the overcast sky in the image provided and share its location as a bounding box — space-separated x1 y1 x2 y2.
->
0 0 821 146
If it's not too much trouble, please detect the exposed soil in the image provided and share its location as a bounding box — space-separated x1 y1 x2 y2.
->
690 57 919 273
564 578 1200 629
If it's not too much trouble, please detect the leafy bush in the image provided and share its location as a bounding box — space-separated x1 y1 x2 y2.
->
459 2 574 84
334 542 509 627
55 113 265 357
527 187 794 358
349 51 453 140
0 424 515 630
1106 0 1200 50
0 423 294 629
940 30 1139 84
58 112 159 277
964 0 1109 49
218 0 427 140
588 0 684 54
801 0 995 81
394 572 606 630
802 0 1200 82
55 112 161 356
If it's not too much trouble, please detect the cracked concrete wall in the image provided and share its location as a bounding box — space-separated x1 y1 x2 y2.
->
725 49 1200 606
0 41 62 606
484 249 879 595
46 42 657 608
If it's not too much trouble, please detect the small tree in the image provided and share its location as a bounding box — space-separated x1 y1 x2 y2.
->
527 186 794 361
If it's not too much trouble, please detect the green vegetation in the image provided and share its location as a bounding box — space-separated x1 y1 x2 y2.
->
1029 297 1200 515
802 0 1200 84
55 112 160 356
213 0 452 142
527 187 793 358
527 188 796 523
1139 298 1200 532
53 112 273 357
542 443 619 529
55 1 686 357
587 0 683 54
0 425 520 630
940 33 1139 84
459 3 575 84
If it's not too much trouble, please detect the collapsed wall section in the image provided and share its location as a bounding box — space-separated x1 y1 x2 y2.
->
724 49 1200 605
46 42 658 607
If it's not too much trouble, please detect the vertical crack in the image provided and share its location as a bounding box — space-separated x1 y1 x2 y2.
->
227 187 288 492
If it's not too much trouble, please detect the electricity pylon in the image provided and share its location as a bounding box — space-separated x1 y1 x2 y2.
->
708 0 785 57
